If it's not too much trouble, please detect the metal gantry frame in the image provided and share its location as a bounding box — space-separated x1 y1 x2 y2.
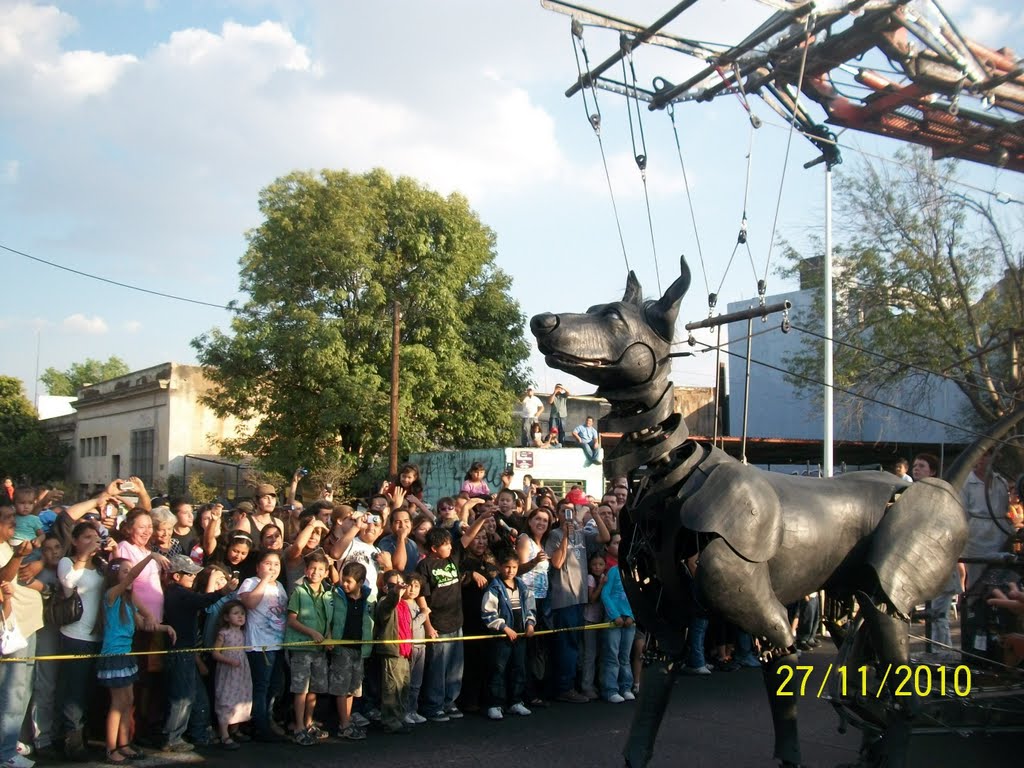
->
546 0 1024 171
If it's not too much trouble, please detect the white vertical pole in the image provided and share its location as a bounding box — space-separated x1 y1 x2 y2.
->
823 166 834 478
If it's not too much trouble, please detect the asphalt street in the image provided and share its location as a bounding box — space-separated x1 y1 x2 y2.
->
65 642 1016 768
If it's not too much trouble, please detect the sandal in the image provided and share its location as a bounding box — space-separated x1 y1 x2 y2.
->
105 750 128 764
117 744 145 759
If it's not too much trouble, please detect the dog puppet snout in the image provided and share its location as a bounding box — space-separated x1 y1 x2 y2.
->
530 313 559 337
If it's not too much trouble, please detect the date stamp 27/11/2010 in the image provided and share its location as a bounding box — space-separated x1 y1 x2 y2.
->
775 664 972 698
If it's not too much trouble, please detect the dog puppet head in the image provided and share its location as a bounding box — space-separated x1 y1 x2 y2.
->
531 256 691 402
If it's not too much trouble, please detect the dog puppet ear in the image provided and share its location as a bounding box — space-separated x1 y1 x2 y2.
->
622 271 643 306
647 255 691 341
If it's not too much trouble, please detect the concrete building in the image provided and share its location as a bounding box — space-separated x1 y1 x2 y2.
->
725 268 972 470
49 363 254 499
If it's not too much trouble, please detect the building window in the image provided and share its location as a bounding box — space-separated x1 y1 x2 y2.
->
79 439 86 458
100 436 107 457
130 429 155 487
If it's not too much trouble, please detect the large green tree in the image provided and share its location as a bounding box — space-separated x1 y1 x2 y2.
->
193 168 530 476
41 356 130 396
783 148 1023 428
0 376 68 482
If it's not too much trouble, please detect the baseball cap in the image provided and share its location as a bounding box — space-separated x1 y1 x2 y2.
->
168 554 202 575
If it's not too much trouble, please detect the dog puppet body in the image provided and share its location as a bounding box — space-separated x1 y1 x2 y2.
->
531 256 967 766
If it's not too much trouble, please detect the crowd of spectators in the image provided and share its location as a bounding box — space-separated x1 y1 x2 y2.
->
0 464 667 764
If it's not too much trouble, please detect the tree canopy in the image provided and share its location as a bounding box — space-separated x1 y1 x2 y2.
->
41 356 130 397
0 376 68 483
193 168 531 478
782 148 1023 429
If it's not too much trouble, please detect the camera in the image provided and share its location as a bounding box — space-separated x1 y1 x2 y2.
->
231 570 240 580
298 468 310 477
120 481 136 492
368 514 381 525
565 509 574 521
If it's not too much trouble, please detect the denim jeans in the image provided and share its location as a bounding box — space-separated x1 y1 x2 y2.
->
551 604 583 694
580 622 600 694
797 593 820 643
600 625 636 697
30 626 60 748
928 591 955 649
1 634 36 761
487 637 527 707
406 645 425 716
247 650 284 734
421 629 463 714
164 652 211 744
59 635 100 735
686 615 708 669
580 442 599 463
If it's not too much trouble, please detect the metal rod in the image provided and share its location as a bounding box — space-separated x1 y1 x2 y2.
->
684 300 791 331
824 165 834 478
649 6 807 110
742 316 754 464
565 0 699 98
713 323 722 446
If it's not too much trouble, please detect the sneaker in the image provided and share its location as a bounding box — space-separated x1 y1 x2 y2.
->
427 711 450 722
349 712 370 729
683 665 712 675
162 741 195 753
309 725 329 741
621 691 636 701
292 729 317 746
5 756 35 768
508 702 532 716
486 707 504 721
580 688 600 700
338 724 366 741
443 705 463 719
406 712 427 724
366 708 382 723
556 690 589 704
15 744 31 758
606 693 626 703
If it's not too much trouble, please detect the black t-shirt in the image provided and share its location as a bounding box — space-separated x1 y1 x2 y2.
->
343 595 364 641
415 541 464 634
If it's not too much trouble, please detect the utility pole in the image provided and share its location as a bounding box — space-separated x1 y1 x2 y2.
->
389 301 401 477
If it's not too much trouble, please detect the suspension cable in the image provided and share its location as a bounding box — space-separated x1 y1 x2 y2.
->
572 24 631 273
667 103 710 301
761 12 815 291
622 43 662 293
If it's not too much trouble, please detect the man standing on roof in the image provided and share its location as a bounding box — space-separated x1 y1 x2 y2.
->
520 387 544 448
548 384 569 439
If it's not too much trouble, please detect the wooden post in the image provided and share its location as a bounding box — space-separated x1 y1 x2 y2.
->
389 301 401 477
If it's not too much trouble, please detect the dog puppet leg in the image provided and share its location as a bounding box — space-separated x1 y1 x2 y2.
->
622 653 681 768
762 652 803 768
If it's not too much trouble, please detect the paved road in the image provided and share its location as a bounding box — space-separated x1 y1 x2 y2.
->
70 643 1015 768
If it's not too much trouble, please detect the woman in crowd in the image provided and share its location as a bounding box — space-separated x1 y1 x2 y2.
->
516 507 554 707
410 514 435 562
149 507 178 558
57 521 109 761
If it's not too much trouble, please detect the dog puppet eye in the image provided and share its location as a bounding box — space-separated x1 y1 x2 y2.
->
603 307 624 322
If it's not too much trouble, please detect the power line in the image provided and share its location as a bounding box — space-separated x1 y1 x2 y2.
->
0 242 234 311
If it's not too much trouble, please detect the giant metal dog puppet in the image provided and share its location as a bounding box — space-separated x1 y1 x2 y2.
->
531 256 1023 767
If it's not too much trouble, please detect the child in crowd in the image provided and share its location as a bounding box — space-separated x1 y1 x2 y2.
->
460 462 490 499
283 551 333 745
415 512 491 722
98 554 176 764
238 551 288 742
600 563 636 703
28 535 63 759
162 554 235 752
580 551 607 699
403 573 429 725
329 562 373 741
375 570 413 735
12 487 44 551
481 553 535 720
211 601 252 750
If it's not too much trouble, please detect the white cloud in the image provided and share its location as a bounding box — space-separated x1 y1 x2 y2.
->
62 313 108 334
1 160 18 183
958 6 1019 46
123 320 142 333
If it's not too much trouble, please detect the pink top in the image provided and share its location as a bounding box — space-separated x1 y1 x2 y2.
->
116 540 163 621
460 479 490 497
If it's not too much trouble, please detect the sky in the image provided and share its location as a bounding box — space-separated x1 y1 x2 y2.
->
2 0 1023 407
